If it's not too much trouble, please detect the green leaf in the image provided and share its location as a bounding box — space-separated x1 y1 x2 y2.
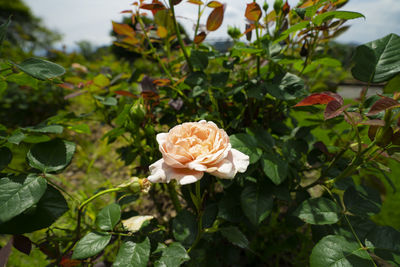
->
172 210 197 247
0 147 12 171
0 184 68 234
240 184 273 225
190 50 209 70
383 73 400 93
202 203 218 228
72 232 112 259
293 197 341 225
365 226 400 265
261 153 288 185
275 21 310 43
21 125 63 134
313 11 364 26
0 80 7 97
352 34 400 83
310 235 375 267
154 242 190 267
184 71 207 87
113 237 150 267
220 226 249 249
12 58 65 80
27 139 76 173
21 135 51 144
230 133 262 164
343 185 381 217
67 124 91 134
218 192 244 223
96 203 121 231
0 17 11 47
94 95 118 106
0 174 47 223
8 130 25 145
266 72 306 101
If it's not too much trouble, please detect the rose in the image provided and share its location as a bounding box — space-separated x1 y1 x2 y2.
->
148 120 250 185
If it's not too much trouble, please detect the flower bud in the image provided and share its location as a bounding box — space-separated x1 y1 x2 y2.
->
228 26 241 40
274 0 284 13
263 1 269 12
130 102 146 123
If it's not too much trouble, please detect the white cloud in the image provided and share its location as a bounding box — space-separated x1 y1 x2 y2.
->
23 0 400 48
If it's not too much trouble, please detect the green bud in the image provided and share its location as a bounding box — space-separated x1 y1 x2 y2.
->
263 1 269 12
130 102 146 123
274 0 284 13
376 127 393 147
227 26 241 40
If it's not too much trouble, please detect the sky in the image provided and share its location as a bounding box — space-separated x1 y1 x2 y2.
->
23 0 400 49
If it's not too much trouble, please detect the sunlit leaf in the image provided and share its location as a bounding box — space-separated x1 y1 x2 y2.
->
157 26 168 38
72 232 111 259
194 32 206 44
207 1 222 8
294 92 342 107
313 11 364 26
206 6 224 31
112 21 135 37
245 3 262 22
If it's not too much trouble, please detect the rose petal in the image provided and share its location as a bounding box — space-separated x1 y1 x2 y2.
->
208 151 237 179
148 159 204 185
231 148 250 173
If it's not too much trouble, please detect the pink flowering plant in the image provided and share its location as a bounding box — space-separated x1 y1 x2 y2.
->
1 0 400 266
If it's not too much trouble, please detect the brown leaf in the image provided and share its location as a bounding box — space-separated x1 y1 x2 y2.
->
13 235 31 255
245 3 262 22
361 119 385 126
282 1 290 15
367 96 400 116
112 22 135 37
140 3 166 11
324 102 350 120
368 126 379 141
0 238 12 267
172 0 182 5
207 1 222 8
122 36 140 45
120 10 133 13
153 78 171 86
194 32 207 44
344 112 363 125
115 90 136 98
206 6 224 31
57 83 75 90
244 24 255 41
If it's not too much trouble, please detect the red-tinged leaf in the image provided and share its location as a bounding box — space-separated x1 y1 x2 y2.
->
294 92 342 107
194 32 207 44
132 2 139 6
207 1 222 8
157 26 168 38
115 90 136 98
140 3 166 11
314 141 333 157
57 83 74 90
367 96 400 115
187 0 204 5
324 102 350 120
361 119 385 126
112 22 135 37
153 78 171 86
12 235 31 255
344 112 363 125
398 116 400 128
64 90 87 100
206 6 224 31
245 3 262 22
172 0 182 5
120 10 133 13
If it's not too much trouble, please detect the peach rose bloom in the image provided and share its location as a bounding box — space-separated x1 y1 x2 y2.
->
148 120 250 185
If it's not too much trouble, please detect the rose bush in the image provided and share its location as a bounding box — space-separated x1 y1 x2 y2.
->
148 120 249 184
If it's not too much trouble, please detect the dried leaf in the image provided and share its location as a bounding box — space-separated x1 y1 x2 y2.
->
115 90 136 98
122 215 154 232
194 32 206 44
140 3 166 11
206 6 224 31
245 3 262 22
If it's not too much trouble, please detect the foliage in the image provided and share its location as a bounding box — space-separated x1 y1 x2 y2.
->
1 0 400 266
